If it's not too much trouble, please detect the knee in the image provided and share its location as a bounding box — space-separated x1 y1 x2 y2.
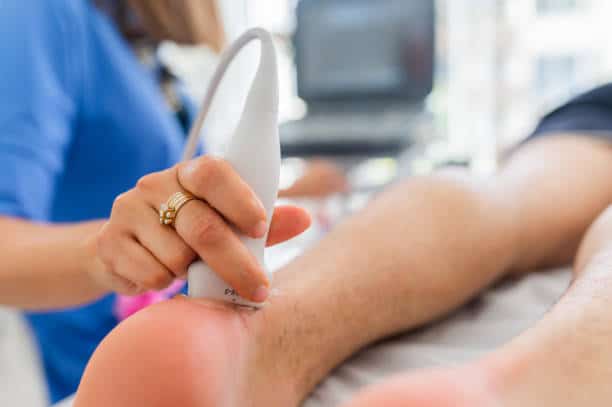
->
73 298 246 407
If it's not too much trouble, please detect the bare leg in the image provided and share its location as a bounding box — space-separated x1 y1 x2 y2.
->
75 136 612 406
346 140 612 406
345 204 612 406
342 366 500 407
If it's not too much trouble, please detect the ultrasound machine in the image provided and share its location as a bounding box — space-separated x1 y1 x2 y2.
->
280 0 436 157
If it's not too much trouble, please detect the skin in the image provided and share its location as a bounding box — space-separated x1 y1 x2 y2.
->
345 194 612 407
91 157 310 302
75 134 612 406
127 0 226 50
97 0 225 51
279 159 348 198
0 156 310 309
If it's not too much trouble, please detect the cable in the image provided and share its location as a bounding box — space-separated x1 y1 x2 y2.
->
181 27 274 162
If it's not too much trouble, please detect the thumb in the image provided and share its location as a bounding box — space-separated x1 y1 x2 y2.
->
266 205 311 246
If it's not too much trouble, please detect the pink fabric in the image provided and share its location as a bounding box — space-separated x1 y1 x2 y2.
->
114 280 186 321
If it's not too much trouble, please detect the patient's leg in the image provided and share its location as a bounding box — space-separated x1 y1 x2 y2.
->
345 190 612 406
75 136 612 406
342 366 500 407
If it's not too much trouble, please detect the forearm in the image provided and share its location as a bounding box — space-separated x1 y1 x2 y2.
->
0 217 108 309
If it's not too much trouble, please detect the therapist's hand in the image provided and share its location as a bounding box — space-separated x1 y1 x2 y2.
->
90 156 311 302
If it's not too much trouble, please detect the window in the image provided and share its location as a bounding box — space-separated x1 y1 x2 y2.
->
536 0 582 14
535 55 579 107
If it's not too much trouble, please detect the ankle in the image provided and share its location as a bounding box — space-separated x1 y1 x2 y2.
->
244 298 309 406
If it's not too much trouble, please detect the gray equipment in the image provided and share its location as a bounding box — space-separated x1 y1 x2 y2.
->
281 0 435 156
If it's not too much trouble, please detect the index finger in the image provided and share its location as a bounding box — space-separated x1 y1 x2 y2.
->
173 198 269 302
177 156 267 239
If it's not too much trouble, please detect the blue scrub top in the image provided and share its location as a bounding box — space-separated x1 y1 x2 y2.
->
0 0 195 402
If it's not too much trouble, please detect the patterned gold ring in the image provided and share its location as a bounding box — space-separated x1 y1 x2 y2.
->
159 191 196 227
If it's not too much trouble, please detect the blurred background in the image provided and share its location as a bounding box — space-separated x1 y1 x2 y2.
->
161 0 612 175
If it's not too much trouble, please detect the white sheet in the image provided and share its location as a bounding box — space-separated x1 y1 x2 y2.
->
304 268 571 406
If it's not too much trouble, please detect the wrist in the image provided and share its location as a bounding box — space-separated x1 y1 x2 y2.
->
78 221 111 295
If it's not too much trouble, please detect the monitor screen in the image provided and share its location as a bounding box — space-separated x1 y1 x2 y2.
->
295 0 435 102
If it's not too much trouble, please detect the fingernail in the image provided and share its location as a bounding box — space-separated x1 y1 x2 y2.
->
253 285 269 303
253 220 268 238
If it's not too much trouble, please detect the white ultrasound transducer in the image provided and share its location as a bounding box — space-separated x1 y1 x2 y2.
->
180 28 280 308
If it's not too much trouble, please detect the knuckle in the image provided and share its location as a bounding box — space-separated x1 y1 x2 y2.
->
110 272 137 294
99 257 117 278
141 271 171 290
166 248 194 276
98 260 143 295
118 284 143 296
111 192 132 213
236 264 257 286
199 155 226 176
136 173 158 192
120 280 144 296
186 156 227 189
189 214 226 246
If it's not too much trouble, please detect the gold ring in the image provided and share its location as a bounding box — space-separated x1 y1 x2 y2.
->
159 191 196 226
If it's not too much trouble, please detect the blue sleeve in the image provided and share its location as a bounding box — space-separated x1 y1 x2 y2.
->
0 1 80 220
531 84 612 140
